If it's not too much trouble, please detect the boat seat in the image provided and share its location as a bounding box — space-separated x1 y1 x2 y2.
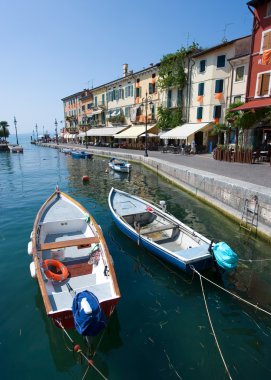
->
140 223 177 235
39 236 100 251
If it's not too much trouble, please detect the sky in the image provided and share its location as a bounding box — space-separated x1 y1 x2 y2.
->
0 0 253 135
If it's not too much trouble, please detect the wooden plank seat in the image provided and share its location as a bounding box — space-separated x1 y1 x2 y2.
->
140 223 177 235
39 236 100 251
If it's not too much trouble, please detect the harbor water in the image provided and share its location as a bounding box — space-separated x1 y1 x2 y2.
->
0 135 270 380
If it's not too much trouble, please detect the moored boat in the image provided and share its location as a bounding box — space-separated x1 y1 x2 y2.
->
71 150 93 159
8 144 24 153
61 148 72 154
28 187 120 334
109 157 132 173
108 187 238 273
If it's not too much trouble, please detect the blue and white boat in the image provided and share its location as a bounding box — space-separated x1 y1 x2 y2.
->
109 157 132 173
108 188 239 275
71 150 93 159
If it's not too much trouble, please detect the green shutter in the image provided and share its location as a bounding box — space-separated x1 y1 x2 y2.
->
197 107 203 119
149 83 153 94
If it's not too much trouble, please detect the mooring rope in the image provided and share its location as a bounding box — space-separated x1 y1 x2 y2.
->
192 268 271 317
56 320 108 380
238 258 271 263
198 274 233 380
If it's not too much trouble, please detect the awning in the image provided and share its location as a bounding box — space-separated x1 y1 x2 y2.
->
231 98 271 111
87 126 128 137
160 122 212 140
90 109 103 116
114 125 157 139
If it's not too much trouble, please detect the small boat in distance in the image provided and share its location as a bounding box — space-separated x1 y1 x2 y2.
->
71 150 93 159
8 144 24 153
61 147 72 154
28 187 120 334
109 157 132 173
108 188 238 273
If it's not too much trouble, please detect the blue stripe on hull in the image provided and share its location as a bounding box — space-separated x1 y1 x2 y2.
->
113 216 212 273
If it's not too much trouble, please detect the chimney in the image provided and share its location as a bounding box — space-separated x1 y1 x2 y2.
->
123 63 128 77
129 70 133 75
150 63 153 67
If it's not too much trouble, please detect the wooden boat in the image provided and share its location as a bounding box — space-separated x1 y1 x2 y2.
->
108 187 214 273
109 157 132 173
8 144 23 153
71 150 93 159
28 187 120 333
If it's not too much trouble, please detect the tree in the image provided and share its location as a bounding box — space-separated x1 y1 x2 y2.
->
157 43 200 131
0 121 10 141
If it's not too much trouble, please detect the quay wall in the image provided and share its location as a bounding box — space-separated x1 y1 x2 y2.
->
42 144 271 240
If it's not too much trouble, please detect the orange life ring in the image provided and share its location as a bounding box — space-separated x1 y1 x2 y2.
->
42 259 69 282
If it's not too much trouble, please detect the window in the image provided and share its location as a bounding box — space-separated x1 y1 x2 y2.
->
233 95 241 103
149 82 155 94
197 107 203 119
125 107 130 117
198 82 205 96
199 60 206 73
125 85 133 97
217 55 226 68
94 96 98 107
261 29 271 52
266 1 271 17
215 79 224 93
235 66 245 82
167 89 172 108
82 105 85 111
87 103 91 110
256 72 270 96
177 89 182 106
102 94 105 105
135 87 141 98
213 105 222 118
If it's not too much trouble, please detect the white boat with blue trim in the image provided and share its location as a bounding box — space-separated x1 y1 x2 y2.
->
109 157 132 173
108 188 238 273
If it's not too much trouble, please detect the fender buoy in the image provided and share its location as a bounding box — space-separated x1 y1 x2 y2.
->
82 176 89 182
42 259 69 282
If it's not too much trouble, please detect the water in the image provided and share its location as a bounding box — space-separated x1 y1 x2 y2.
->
1 135 271 380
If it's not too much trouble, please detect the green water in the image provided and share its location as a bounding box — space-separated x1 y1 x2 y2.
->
0 137 270 380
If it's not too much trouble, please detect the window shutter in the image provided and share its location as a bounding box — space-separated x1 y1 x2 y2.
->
197 107 203 119
262 73 270 95
262 31 271 51
213 105 222 118
257 74 263 96
139 87 142 97
217 55 226 68
198 83 204 96
149 83 153 94
200 60 206 72
215 79 223 93
131 85 133 97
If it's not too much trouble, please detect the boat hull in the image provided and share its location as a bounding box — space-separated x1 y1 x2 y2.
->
108 188 213 274
112 213 212 273
49 297 120 329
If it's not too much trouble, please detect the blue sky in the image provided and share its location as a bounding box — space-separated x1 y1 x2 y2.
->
0 0 252 134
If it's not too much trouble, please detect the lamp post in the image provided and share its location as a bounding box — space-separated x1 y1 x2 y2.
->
141 92 153 157
55 119 59 145
84 114 88 149
14 116 19 145
35 124 38 141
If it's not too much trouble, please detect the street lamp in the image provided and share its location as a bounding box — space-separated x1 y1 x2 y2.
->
55 119 59 145
141 92 153 157
35 123 38 141
14 116 19 145
84 114 88 149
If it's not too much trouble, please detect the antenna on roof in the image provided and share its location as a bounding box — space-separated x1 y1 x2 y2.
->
222 23 234 43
